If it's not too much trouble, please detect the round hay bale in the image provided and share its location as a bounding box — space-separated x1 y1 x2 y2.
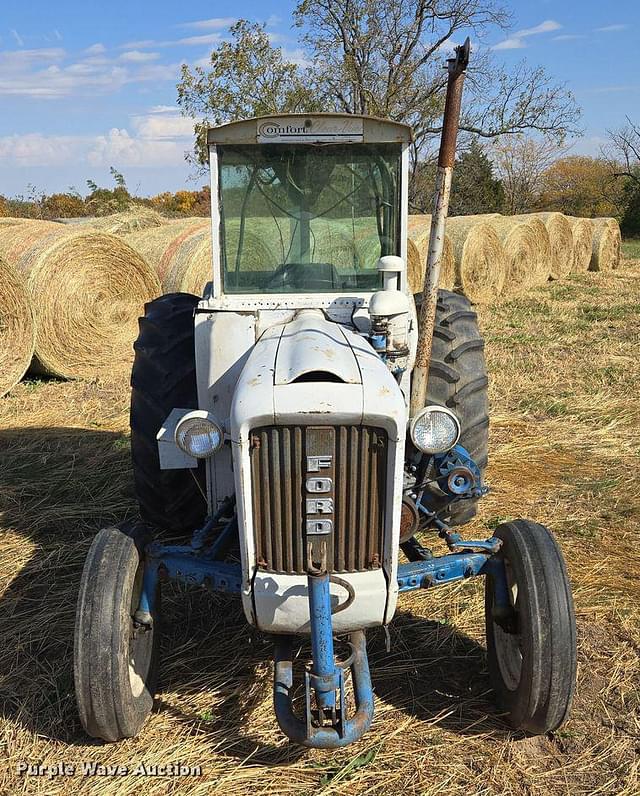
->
444 216 507 303
565 217 594 272
523 213 573 279
0 223 160 378
407 215 455 293
126 219 277 294
0 255 36 398
486 217 548 292
87 206 167 236
590 217 621 271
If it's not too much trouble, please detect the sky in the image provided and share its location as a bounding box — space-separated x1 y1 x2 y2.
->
0 0 638 198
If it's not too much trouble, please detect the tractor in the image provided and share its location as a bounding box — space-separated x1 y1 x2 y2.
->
74 44 576 748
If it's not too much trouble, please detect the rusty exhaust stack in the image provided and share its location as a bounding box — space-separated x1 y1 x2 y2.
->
410 37 470 419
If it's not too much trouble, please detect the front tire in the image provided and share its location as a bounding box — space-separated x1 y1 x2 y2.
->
74 525 160 742
485 520 577 734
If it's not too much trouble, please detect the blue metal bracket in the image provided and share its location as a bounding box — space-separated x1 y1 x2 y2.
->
144 542 242 594
397 550 492 592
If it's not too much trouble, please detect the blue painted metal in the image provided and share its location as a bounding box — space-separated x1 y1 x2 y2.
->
307 573 340 711
145 542 242 593
134 557 160 625
444 533 502 553
274 630 374 748
397 551 491 592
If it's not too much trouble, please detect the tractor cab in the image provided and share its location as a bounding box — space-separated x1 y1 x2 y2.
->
206 114 412 302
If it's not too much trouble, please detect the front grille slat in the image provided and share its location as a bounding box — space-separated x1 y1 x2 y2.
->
250 425 387 574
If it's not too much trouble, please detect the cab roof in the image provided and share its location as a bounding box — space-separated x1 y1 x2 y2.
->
207 113 413 146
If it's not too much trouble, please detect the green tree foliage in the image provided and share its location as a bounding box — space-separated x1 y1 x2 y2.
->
449 139 504 215
85 168 132 216
621 181 640 237
177 20 320 167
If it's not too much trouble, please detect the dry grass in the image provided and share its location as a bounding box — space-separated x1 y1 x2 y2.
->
0 223 160 379
0 255 35 399
86 207 167 236
1 264 640 795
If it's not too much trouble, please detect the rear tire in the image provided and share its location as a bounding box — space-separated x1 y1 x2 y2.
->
130 293 206 533
74 525 160 742
425 290 489 525
485 520 577 734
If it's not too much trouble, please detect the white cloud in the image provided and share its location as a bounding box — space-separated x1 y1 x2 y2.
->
553 34 586 41
493 18 561 50
176 33 223 46
84 43 106 55
119 50 160 63
10 29 24 46
595 24 628 33
0 133 88 166
0 47 177 98
180 17 235 30
132 112 193 140
0 106 195 170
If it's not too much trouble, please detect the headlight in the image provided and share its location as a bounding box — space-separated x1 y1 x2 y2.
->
174 410 224 459
410 405 460 454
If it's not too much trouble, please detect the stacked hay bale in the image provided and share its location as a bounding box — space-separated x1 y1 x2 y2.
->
589 217 621 271
86 206 167 235
0 222 160 379
407 215 455 294
521 212 573 280
485 216 550 290
565 217 594 272
443 216 507 302
0 255 36 398
125 219 278 295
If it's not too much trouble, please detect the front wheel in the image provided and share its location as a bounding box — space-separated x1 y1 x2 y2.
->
74 525 160 742
485 520 576 735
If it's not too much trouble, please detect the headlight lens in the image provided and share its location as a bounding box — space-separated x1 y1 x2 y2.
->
410 405 461 454
174 411 224 458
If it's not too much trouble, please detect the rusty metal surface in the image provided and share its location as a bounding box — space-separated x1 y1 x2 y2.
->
250 425 387 574
410 38 470 420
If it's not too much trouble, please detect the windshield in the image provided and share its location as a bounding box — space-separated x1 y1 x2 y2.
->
217 143 402 294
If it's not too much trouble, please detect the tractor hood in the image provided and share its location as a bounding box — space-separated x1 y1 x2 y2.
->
229 310 406 443
274 311 361 385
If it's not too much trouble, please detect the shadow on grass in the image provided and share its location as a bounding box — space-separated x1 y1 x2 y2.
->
0 426 511 763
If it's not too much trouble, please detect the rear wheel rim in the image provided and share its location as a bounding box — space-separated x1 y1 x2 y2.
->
493 559 522 691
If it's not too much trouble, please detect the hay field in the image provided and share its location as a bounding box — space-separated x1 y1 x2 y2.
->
1 261 639 796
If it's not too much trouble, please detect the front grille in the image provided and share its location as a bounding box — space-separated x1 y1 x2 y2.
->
250 425 388 574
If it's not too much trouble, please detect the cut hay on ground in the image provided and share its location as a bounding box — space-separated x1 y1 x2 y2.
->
0 255 35 398
407 215 455 294
565 216 594 273
485 217 549 292
590 217 621 271
525 212 573 279
86 206 167 236
445 216 507 303
0 221 160 378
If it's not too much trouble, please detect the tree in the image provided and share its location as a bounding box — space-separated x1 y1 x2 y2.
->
492 134 561 214
449 139 504 215
606 117 640 235
177 2 581 175
177 20 319 167
537 156 625 218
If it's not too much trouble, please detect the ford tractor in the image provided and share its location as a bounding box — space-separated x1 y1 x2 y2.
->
74 43 576 749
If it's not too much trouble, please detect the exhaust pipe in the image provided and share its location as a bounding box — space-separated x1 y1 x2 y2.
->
410 37 471 420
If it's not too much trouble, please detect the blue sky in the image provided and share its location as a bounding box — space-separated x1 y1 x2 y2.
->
0 0 638 197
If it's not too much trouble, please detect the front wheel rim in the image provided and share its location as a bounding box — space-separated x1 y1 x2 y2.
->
493 559 522 691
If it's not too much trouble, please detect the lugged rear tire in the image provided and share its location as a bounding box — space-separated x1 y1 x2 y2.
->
130 293 206 533
426 289 489 526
